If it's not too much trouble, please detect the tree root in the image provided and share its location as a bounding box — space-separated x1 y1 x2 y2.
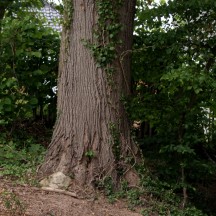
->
41 187 78 198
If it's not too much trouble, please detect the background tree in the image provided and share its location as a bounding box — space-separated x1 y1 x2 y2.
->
129 0 216 211
39 0 139 187
0 0 42 21
0 0 59 184
0 1 60 126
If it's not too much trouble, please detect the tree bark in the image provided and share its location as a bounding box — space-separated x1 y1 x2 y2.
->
39 0 138 187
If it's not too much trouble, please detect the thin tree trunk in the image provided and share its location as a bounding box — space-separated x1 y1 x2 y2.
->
39 0 138 187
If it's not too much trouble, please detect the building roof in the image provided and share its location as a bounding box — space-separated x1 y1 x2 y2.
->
39 0 62 32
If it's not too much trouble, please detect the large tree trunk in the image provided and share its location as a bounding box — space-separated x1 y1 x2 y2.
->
39 0 138 186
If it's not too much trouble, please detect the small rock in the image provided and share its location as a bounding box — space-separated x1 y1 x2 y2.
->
40 171 71 189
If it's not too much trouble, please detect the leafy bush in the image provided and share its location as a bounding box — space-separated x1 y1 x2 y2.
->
0 3 60 126
128 0 216 214
0 133 45 183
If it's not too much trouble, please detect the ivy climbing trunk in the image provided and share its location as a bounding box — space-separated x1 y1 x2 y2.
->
39 0 138 186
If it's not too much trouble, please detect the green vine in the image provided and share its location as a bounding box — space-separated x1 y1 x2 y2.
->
89 1 123 160
62 0 73 65
109 122 121 161
85 150 95 160
62 0 73 29
84 0 123 77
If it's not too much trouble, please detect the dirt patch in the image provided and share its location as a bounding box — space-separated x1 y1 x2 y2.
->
0 179 142 216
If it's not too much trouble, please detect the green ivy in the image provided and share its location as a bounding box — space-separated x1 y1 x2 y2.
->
109 122 121 161
84 0 123 77
62 0 73 29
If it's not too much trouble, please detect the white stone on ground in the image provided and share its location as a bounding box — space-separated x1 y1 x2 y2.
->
40 171 71 189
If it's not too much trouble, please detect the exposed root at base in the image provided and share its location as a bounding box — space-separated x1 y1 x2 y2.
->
41 187 78 198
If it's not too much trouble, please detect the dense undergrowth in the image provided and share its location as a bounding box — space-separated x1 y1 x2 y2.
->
0 121 48 184
0 121 210 216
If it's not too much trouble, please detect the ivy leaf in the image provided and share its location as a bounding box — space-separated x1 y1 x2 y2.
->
29 98 38 105
31 51 42 58
4 97 12 105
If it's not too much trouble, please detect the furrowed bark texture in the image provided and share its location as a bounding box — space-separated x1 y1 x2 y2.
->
39 0 138 186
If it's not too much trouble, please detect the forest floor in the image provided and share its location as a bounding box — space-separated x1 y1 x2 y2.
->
0 178 143 216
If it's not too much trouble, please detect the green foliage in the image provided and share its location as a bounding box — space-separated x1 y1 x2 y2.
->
98 177 142 207
62 0 73 28
127 0 216 214
97 170 206 215
85 150 95 159
141 179 195 215
0 1 54 185
0 77 19 123
0 133 45 183
0 1 60 125
136 167 206 216
97 176 115 197
109 122 121 161
84 0 123 83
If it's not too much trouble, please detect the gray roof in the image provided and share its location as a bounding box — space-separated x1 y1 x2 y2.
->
39 1 62 32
